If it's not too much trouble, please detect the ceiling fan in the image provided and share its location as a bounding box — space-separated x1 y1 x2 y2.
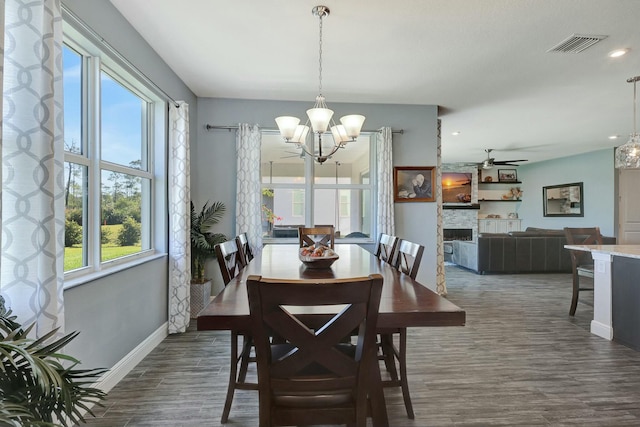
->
280 148 305 159
470 149 528 170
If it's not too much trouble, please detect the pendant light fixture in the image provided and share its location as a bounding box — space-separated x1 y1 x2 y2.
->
275 5 365 165
615 76 640 169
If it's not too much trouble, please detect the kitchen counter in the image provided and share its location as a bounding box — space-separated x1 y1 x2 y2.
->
564 244 640 259
564 244 640 346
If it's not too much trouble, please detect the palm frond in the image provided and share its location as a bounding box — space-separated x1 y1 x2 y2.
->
199 201 226 232
0 310 107 426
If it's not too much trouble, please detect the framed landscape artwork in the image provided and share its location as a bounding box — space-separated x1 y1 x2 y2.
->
442 172 472 204
498 169 518 182
394 166 436 202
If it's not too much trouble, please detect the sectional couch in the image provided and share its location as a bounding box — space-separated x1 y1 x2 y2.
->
452 227 615 274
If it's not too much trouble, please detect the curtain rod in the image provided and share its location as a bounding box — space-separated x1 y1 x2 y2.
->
205 124 404 134
62 4 180 108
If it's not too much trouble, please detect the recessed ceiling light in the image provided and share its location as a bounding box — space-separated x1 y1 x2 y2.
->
452 131 461 136
609 48 629 58
609 135 620 139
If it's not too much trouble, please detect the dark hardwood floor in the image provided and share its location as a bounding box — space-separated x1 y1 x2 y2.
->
79 266 640 426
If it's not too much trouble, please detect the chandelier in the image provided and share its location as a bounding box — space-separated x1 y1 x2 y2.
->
275 5 365 165
615 75 640 169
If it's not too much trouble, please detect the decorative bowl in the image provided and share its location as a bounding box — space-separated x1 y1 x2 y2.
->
299 254 339 269
299 245 339 269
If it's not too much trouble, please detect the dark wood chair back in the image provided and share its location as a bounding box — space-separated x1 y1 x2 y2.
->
298 226 335 249
247 274 383 427
214 240 246 286
235 232 254 265
564 227 603 269
564 227 603 315
395 239 425 279
375 233 399 265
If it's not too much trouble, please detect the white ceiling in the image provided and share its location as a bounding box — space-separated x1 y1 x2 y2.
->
109 0 640 165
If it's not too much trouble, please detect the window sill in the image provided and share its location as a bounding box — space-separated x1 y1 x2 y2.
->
64 252 167 290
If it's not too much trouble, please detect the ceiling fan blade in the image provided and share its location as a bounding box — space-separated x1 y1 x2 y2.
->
494 159 528 165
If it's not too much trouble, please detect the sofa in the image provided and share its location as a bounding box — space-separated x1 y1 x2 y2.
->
452 227 615 274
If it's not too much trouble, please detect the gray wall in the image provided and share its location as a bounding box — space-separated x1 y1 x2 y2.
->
195 98 440 291
64 257 168 368
61 0 196 370
517 148 616 236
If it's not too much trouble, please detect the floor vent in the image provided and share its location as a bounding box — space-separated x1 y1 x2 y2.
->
547 34 607 53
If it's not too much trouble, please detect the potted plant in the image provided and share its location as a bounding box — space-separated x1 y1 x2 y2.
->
0 296 106 426
190 200 226 283
190 201 226 317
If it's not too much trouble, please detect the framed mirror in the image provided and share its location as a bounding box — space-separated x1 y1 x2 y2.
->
543 182 584 217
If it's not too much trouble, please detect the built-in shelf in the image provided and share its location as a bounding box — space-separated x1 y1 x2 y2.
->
443 203 480 210
479 199 522 202
479 181 522 185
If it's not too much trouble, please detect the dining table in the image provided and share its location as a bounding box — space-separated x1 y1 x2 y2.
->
197 243 466 426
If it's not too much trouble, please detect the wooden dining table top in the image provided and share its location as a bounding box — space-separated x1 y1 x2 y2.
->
197 244 466 331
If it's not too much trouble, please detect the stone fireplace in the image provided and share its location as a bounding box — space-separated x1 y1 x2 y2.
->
443 224 476 262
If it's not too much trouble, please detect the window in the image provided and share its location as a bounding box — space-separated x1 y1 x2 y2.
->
63 25 164 280
292 190 304 217
260 131 375 240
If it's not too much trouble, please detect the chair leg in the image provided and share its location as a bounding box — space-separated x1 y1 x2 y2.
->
221 331 239 424
237 334 253 383
569 272 579 316
380 329 414 419
379 333 398 380
398 328 414 419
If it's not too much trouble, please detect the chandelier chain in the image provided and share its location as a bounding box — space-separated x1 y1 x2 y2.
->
318 12 323 96
634 78 637 136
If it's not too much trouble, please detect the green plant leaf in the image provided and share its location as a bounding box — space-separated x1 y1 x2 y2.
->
0 312 107 426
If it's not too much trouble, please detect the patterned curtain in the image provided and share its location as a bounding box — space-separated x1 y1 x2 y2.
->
1 0 4 231
435 119 447 295
236 124 262 255
376 127 395 236
1 0 65 335
168 102 191 334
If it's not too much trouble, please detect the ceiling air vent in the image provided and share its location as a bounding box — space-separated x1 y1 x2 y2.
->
547 34 608 53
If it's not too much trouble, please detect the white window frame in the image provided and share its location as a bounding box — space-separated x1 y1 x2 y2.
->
261 131 377 244
62 20 165 286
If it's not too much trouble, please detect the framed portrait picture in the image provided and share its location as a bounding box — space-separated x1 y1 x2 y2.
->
498 169 518 183
394 166 436 202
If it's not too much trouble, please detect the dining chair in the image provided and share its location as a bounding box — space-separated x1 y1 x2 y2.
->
379 238 425 419
298 226 335 249
214 239 255 423
215 239 246 285
394 239 425 280
246 274 383 427
564 227 603 316
235 232 254 265
374 233 399 265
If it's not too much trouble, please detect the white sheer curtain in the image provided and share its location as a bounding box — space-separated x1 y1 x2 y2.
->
376 127 395 236
168 102 191 334
236 124 262 255
1 0 4 236
1 0 65 335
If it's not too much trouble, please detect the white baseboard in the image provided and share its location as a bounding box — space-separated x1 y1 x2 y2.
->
96 321 169 393
69 322 168 422
591 320 613 340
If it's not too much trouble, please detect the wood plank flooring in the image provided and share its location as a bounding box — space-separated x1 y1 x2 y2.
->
79 266 640 426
